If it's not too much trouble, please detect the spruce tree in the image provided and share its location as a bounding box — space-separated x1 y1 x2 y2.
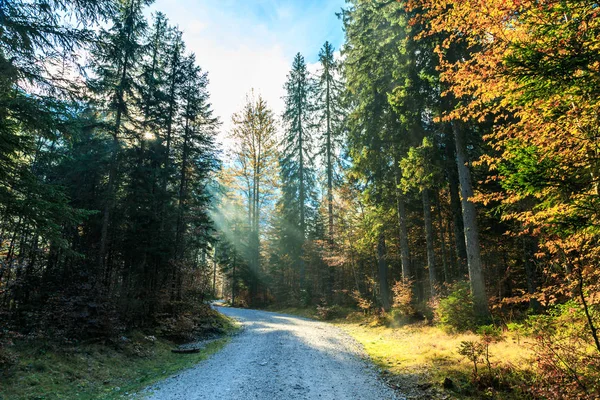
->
280 53 317 290
316 41 344 245
88 0 151 283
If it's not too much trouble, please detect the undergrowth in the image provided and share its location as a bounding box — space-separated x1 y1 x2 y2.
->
0 311 238 400
269 297 600 399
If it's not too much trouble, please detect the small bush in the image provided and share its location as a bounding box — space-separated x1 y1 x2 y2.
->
350 290 374 315
316 303 346 321
435 281 477 332
391 280 415 316
524 300 600 399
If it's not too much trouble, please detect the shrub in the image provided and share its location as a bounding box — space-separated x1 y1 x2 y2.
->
391 280 415 316
316 304 345 321
458 340 486 378
524 301 600 399
435 281 477 332
350 290 374 315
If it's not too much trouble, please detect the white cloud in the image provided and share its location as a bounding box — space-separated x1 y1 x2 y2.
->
148 0 345 151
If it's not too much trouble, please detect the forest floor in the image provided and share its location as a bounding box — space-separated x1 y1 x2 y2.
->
0 314 238 400
268 307 535 399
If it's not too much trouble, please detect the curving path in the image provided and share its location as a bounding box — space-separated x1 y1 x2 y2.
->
143 306 401 400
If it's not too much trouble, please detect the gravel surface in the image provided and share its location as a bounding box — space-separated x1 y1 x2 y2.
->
143 307 402 400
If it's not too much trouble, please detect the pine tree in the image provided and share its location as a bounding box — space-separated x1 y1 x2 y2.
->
316 42 344 244
88 0 151 284
172 54 219 301
0 0 114 314
280 53 317 290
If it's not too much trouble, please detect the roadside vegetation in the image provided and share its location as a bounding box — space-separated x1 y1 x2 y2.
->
0 310 237 400
269 294 598 399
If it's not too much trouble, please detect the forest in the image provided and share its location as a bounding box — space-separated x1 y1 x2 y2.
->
1 0 599 399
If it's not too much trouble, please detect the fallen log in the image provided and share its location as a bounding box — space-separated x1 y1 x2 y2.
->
171 348 201 354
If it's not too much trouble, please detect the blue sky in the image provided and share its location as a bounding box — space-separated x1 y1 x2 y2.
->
149 0 346 143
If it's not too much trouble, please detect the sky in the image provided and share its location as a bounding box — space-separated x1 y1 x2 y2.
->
148 0 346 148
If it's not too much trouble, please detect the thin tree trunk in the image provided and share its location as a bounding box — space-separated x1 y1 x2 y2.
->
522 234 541 311
213 245 218 296
422 189 437 297
231 255 236 306
298 100 306 289
435 190 449 282
394 162 411 281
377 232 391 311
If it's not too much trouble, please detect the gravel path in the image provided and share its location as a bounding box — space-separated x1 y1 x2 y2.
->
143 307 401 400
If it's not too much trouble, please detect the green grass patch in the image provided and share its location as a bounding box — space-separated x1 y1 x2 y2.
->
0 316 240 400
337 321 535 399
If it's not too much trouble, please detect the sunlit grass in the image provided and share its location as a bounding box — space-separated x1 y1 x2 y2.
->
337 320 535 399
340 322 531 372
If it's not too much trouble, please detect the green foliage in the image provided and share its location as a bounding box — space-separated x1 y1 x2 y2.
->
435 282 478 332
458 340 487 378
278 52 319 291
399 137 440 194
497 143 558 197
0 0 220 337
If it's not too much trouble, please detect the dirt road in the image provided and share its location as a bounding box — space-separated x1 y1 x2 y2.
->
143 307 401 399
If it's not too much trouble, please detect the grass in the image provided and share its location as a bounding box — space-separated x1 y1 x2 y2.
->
0 317 240 400
338 320 535 399
267 306 535 399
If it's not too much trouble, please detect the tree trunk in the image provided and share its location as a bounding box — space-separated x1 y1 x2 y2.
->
422 189 437 297
452 121 489 318
435 190 449 282
298 103 306 289
395 164 411 281
212 245 218 296
445 127 468 278
377 232 391 311
522 234 541 312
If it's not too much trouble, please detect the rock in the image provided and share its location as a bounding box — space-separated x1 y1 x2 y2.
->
144 335 157 343
442 377 454 389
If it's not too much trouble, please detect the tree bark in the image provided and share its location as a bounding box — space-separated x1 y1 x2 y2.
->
435 190 449 282
394 163 411 281
522 234 541 311
445 128 468 278
452 121 489 318
422 189 437 297
377 232 391 311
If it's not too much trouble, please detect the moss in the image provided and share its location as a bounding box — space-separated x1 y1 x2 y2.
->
0 315 239 400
